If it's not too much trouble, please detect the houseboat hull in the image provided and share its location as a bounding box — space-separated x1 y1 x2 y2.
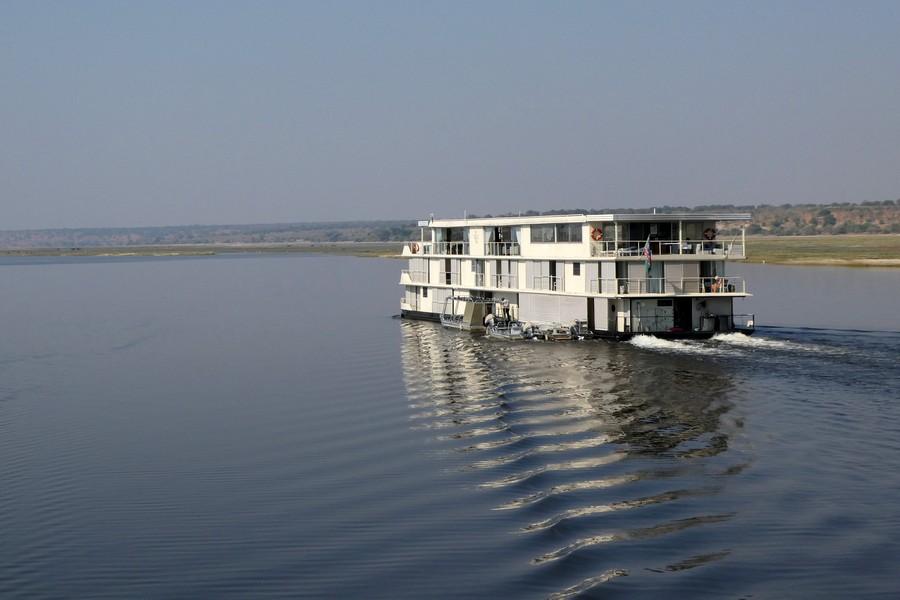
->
400 211 756 342
401 310 755 340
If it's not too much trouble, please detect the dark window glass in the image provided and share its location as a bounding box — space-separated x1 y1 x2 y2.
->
531 224 555 243
556 223 582 242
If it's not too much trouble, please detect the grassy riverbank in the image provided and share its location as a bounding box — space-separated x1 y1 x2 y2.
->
3 235 899 267
745 235 900 267
0 242 402 259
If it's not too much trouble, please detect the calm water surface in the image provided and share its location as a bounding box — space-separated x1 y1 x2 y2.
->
1 255 899 598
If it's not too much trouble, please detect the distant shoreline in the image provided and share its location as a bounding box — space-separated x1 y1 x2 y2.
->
0 242 401 259
2 235 899 267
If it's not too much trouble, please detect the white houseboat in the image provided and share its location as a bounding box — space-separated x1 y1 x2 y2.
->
399 212 754 339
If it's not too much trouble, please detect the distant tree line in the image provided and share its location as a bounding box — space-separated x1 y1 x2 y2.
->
1 200 898 248
473 200 900 236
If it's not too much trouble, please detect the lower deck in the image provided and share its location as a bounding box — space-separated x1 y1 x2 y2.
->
400 286 754 339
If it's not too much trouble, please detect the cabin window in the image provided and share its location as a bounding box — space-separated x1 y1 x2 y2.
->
422 287 428 298
531 223 582 243
531 224 555 243
556 223 582 242
573 262 581 276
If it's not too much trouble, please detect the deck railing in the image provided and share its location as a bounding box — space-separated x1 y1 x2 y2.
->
440 271 461 285
679 277 746 294
589 278 670 294
590 239 745 258
491 274 518 289
425 241 469 255
484 242 520 256
532 275 565 292
589 276 747 295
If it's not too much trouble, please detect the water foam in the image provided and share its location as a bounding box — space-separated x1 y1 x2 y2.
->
627 335 716 354
712 332 846 355
712 332 793 349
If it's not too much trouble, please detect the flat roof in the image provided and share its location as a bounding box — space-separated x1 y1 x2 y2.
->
421 212 752 227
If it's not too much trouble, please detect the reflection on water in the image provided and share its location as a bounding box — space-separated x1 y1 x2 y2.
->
2 256 899 599
401 321 749 596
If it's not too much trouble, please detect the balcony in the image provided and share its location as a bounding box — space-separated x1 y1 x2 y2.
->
484 242 520 256
491 274 518 289
678 277 747 294
590 278 670 294
589 276 747 295
590 239 745 259
426 241 469 255
439 271 461 286
532 275 565 292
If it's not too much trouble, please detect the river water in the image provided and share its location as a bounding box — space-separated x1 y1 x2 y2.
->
0 255 898 598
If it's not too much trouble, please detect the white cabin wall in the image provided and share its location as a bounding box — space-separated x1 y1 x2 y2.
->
566 261 586 294
468 227 485 256
419 287 433 313
594 298 609 330
429 258 441 284
520 224 591 259
460 258 474 288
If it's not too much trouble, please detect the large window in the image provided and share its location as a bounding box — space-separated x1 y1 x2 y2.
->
556 224 582 242
531 224 556 243
531 223 582 243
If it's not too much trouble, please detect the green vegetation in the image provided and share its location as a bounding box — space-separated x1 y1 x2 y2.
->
2 200 899 251
747 235 900 267
0 242 403 259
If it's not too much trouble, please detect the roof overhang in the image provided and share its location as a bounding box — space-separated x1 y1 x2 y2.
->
425 213 752 227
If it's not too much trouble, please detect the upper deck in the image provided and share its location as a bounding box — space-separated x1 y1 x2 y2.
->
402 212 751 260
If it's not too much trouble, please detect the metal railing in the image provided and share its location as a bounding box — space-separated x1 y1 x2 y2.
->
440 271 460 285
590 239 745 258
491 274 518 289
532 275 565 292
589 276 747 295
425 241 469 255
733 314 755 330
484 242 520 256
589 278 670 294
473 272 517 289
679 277 746 294
400 269 428 284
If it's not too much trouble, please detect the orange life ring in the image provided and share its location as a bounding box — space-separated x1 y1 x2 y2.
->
703 228 717 240
409 242 420 254
590 227 603 241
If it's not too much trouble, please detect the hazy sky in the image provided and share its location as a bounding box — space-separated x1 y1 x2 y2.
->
2 1 899 228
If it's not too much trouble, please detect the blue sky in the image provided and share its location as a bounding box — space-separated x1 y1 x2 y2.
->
2 1 899 228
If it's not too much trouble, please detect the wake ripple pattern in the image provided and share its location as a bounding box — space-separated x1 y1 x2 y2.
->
400 321 750 597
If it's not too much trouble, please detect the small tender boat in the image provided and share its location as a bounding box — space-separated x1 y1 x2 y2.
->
439 295 492 331
485 320 535 340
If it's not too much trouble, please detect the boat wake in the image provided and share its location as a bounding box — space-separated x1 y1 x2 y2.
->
627 335 716 354
711 332 847 356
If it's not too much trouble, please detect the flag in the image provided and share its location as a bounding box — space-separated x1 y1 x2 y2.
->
642 235 652 272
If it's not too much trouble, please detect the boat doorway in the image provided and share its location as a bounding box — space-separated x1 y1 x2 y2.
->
674 297 692 331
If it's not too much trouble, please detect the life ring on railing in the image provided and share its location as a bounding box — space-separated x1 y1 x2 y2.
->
703 228 717 240
409 242 420 254
590 227 603 241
